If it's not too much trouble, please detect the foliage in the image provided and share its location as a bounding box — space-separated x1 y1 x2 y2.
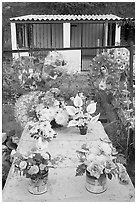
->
3 54 91 103
66 93 100 129
2 56 45 102
88 47 135 153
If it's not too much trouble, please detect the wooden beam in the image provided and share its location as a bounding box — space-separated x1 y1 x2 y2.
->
63 23 70 48
104 22 108 46
115 23 121 45
10 22 18 58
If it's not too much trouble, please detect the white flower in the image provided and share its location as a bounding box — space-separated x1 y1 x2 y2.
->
39 107 57 122
19 161 27 169
39 164 47 170
36 104 45 113
116 58 122 64
55 109 69 126
54 100 60 106
95 155 108 164
119 65 126 70
11 150 16 156
70 97 75 102
87 162 104 179
40 150 50 160
29 69 33 74
86 153 96 163
99 81 106 90
28 165 39 175
89 147 101 155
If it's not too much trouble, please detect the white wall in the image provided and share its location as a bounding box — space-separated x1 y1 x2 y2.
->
58 50 81 73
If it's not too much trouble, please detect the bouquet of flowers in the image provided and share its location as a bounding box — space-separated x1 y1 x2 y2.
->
14 88 69 129
28 88 69 127
66 93 100 131
28 120 57 143
26 88 69 147
13 149 52 180
76 139 129 184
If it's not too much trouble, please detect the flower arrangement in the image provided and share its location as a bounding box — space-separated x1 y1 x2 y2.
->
22 88 69 147
89 47 130 93
28 120 57 144
14 88 69 128
32 88 69 126
13 149 52 180
66 93 100 132
76 139 129 184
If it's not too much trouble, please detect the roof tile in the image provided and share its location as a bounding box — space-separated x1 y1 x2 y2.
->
10 14 124 21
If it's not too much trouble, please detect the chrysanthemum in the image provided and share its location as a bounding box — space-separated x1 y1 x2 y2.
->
38 107 57 122
55 109 69 126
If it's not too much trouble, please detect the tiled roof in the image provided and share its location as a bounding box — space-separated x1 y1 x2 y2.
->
10 14 125 21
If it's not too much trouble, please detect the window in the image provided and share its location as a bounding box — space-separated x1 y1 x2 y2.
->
16 24 33 48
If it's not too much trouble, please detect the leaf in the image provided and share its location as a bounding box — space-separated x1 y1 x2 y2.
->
116 154 127 165
88 113 100 127
81 144 89 151
108 173 112 180
68 120 79 127
66 106 76 116
74 94 83 107
75 163 87 176
87 102 97 114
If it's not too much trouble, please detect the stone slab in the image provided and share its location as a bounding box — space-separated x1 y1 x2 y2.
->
3 167 135 202
2 124 135 202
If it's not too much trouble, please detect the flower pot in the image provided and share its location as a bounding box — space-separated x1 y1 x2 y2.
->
85 170 107 194
79 126 88 135
28 171 48 195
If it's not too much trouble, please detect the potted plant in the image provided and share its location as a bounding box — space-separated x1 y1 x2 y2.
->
76 139 129 193
13 149 53 194
66 93 100 135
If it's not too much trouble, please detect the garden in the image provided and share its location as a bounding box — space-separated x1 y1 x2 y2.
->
2 47 135 191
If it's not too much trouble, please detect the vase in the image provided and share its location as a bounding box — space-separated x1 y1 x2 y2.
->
36 137 49 150
85 170 107 194
79 126 88 135
28 171 48 195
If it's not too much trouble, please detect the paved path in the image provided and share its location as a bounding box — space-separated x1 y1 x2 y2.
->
2 122 135 202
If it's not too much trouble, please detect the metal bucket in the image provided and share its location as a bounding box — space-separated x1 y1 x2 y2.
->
85 170 107 194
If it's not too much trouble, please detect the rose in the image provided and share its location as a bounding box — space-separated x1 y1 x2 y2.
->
39 164 48 171
87 162 104 179
28 165 39 175
40 150 50 160
19 161 27 170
